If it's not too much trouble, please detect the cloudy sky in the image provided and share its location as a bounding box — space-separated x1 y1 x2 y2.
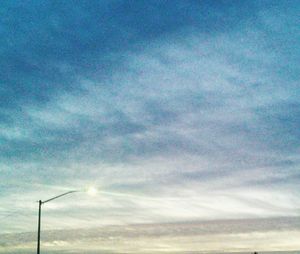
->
0 0 300 253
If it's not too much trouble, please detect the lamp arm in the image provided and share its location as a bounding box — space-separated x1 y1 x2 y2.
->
42 190 79 204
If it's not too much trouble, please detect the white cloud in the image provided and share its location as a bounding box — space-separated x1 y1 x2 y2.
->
1 19 299 237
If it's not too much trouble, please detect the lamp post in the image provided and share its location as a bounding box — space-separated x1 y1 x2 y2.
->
36 190 79 254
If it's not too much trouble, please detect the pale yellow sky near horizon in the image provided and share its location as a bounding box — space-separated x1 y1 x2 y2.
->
1 217 300 254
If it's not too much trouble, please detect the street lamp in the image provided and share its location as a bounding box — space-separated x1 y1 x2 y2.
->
37 187 97 254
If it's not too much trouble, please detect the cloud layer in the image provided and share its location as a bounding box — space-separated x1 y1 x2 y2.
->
1 217 300 253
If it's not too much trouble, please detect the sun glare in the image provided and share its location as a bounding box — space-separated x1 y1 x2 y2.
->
87 186 98 196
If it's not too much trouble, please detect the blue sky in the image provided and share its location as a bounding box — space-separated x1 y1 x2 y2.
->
0 0 300 253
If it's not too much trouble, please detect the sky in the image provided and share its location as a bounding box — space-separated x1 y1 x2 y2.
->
0 0 300 253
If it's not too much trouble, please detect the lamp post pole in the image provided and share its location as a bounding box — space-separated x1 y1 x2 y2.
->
36 191 78 254
37 200 42 254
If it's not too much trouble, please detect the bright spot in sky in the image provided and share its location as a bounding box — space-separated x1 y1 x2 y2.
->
87 186 98 196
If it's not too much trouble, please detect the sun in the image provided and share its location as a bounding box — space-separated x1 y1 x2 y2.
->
87 186 98 196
